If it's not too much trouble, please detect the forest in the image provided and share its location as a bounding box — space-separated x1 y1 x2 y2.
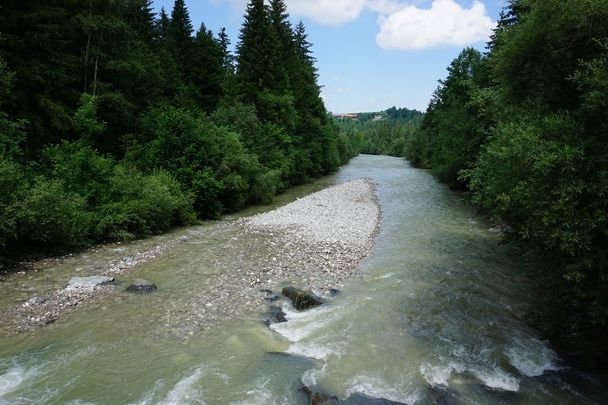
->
335 107 423 157
0 0 359 264
398 0 608 360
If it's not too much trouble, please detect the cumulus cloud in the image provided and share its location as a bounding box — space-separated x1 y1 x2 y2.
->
376 0 496 50
365 0 406 14
213 0 495 51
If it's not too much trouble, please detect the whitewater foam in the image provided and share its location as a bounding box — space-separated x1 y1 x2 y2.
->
345 375 420 404
506 338 560 377
158 368 206 405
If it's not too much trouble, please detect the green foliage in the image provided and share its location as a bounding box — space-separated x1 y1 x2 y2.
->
73 94 107 145
96 166 195 241
15 177 91 249
406 0 608 339
0 156 25 252
0 0 344 263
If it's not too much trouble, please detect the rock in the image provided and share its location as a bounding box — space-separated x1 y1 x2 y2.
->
25 296 48 306
428 386 459 405
329 288 341 297
299 385 340 405
67 276 115 289
260 289 281 302
264 305 287 326
300 386 406 405
282 287 324 311
126 279 157 293
342 393 406 404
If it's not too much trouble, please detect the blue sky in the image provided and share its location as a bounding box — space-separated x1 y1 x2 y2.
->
152 1 506 113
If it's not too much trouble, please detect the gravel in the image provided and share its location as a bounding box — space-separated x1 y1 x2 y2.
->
0 179 381 335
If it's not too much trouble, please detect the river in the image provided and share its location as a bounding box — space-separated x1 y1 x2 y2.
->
0 155 605 404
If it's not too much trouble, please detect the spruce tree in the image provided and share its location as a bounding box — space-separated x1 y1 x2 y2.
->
268 0 292 91
154 7 171 47
235 0 280 102
190 24 224 111
167 0 194 77
218 27 235 74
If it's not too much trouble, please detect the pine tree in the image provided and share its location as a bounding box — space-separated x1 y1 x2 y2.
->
235 0 281 102
268 0 292 91
167 0 194 77
154 7 170 47
190 23 224 111
218 27 235 74
0 0 81 153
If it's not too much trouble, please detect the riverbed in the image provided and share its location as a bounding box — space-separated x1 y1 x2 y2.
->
0 155 606 404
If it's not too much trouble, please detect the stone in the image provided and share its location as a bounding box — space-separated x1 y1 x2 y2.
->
67 276 115 289
282 287 324 311
264 305 287 326
126 279 157 293
428 386 458 405
300 386 407 405
25 296 48 306
299 386 340 405
342 393 406 404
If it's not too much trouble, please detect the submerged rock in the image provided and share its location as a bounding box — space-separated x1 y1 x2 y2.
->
342 393 406 404
300 386 406 405
126 279 157 293
260 288 280 302
67 276 115 289
282 287 324 310
264 305 287 326
428 386 459 405
300 385 340 405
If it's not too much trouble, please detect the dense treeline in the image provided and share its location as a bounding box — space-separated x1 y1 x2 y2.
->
0 0 358 263
336 107 423 157
407 0 608 354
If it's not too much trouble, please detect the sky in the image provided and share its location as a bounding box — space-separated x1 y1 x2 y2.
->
152 0 507 113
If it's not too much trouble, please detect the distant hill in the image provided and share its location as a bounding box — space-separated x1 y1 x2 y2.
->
334 106 423 124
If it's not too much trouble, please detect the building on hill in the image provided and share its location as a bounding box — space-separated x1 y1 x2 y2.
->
334 113 358 120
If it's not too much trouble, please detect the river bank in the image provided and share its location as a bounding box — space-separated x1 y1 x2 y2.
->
0 178 380 335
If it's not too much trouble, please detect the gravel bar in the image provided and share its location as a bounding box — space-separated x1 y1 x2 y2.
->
0 178 381 335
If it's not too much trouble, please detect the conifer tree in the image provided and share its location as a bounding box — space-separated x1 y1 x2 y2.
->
154 7 171 47
235 0 281 102
167 0 194 77
218 27 235 74
190 23 224 111
268 0 292 91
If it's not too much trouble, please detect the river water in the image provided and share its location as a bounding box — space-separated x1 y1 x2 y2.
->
0 155 606 404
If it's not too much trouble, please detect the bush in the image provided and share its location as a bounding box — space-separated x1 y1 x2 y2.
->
96 166 195 241
0 156 26 254
15 177 91 249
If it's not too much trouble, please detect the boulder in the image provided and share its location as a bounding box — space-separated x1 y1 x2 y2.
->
67 276 115 289
264 305 287 326
299 385 340 405
126 279 157 293
342 393 406 404
25 296 48 306
282 287 324 310
260 289 280 302
428 386 459 405
299 386 406 405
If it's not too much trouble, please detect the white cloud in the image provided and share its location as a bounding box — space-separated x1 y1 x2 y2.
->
365 0 406 14
376 0 496 50
287 0 367 26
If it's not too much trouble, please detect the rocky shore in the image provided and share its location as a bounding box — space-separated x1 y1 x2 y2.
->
0 179 381 334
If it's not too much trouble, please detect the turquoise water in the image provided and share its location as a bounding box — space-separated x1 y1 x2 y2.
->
0 155 605 404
